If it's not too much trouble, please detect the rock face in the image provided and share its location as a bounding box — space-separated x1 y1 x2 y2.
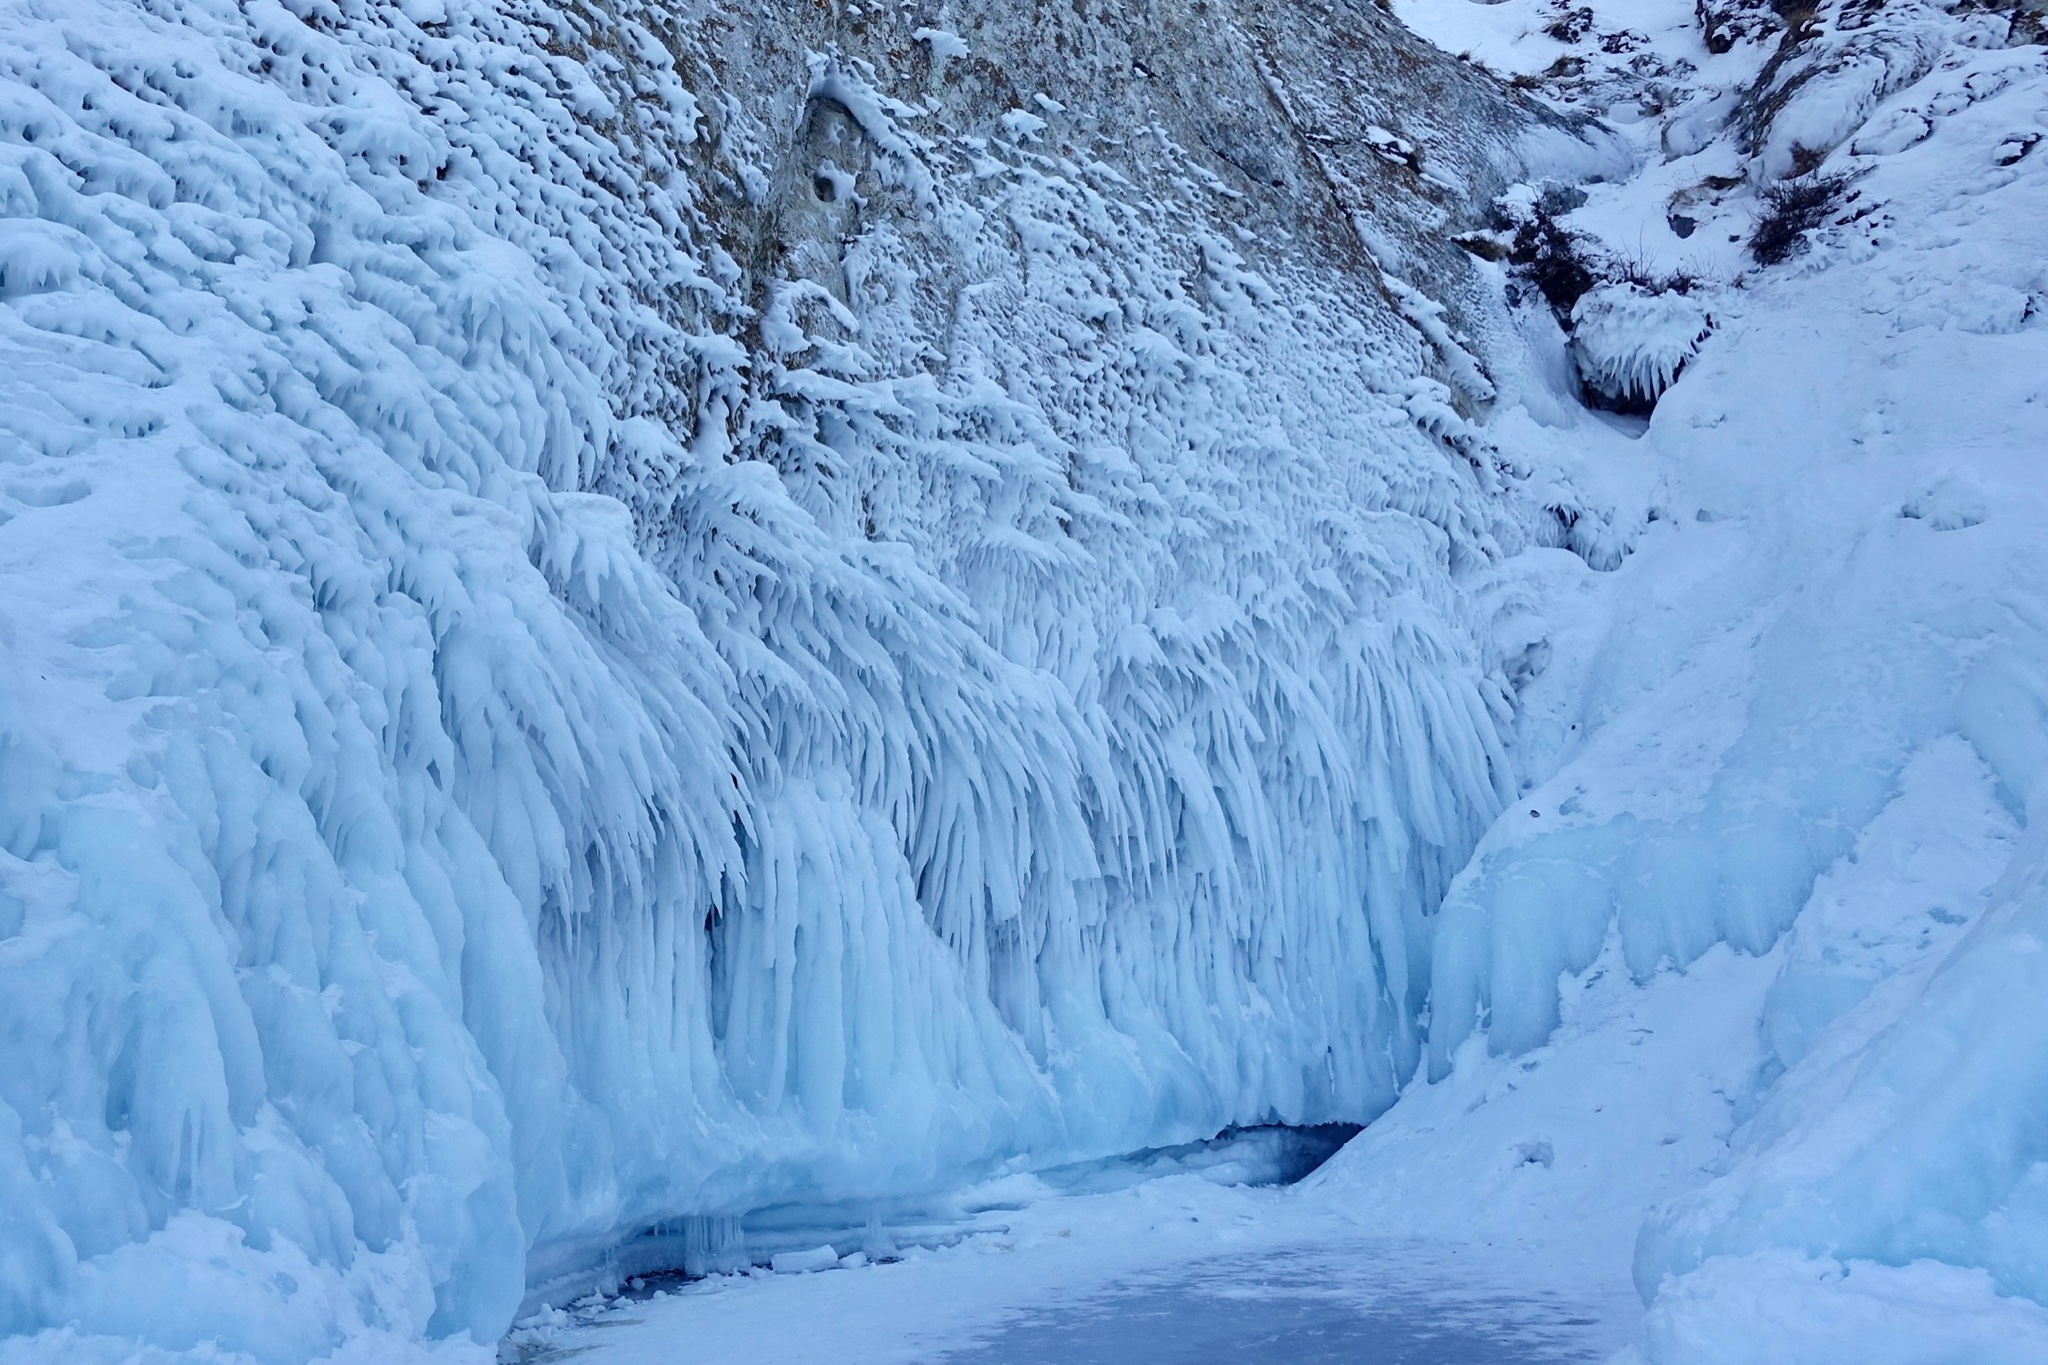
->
549 0 1591 421
519 0 1627 510
0 0 1615 1354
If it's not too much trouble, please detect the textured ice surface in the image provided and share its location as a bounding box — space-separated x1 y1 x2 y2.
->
931 1247 1613 1365
0 0 1616 1357
523 1174 1639 1365
1568 284 1712 409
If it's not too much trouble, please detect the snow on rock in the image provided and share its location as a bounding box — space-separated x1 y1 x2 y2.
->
1735 1 1958 181
1568 283 1712 409
912 27 970 61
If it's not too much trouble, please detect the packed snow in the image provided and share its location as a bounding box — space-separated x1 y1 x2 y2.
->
2 0 2047 1361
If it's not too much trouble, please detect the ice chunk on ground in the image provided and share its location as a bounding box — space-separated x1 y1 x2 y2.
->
1569 284 1712 410
770 1246 840 1275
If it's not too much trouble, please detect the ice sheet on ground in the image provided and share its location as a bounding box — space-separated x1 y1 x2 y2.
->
530 1172 1637 1365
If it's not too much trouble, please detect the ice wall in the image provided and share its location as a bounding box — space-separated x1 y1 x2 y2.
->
0 0 1611 1356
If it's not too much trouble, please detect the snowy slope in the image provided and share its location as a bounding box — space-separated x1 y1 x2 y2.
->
0 1 1627 1359
1314 2 2048 1360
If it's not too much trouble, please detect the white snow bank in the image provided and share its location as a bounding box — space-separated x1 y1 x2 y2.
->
1309 935 1781 1267
1624 29 2048 1351
1637 1252 2048 1365
1639 793 2048 1315
1352 5 2048 1357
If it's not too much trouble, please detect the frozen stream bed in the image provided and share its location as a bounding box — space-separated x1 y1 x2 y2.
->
930 1248 1617 1365
514 1171 1637 1365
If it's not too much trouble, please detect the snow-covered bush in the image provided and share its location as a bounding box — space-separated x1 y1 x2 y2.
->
1749 171 1854 264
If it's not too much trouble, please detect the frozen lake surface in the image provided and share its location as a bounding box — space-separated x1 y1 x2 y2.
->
935 1246 1610 1365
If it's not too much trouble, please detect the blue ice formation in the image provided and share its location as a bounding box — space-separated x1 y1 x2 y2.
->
0 0 1612 1354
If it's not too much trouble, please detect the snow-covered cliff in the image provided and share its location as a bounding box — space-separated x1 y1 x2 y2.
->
0 1 1623 1357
